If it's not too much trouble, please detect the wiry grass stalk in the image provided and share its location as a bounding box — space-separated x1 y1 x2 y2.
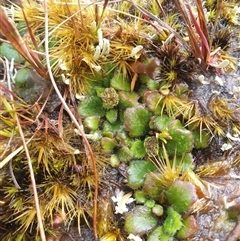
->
43 0 99 239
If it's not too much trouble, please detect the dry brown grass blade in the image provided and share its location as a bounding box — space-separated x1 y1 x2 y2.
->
154 0 166 18
175 0 203 61
0 6 49 80
18 1 40 52
193 0 210 63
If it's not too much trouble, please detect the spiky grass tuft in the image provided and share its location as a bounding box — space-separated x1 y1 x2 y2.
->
157 42 198 85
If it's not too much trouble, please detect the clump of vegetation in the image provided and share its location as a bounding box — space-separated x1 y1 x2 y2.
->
0 0 240 240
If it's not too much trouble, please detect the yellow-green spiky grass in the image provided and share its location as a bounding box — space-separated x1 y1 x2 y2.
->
160 94 194 118
12 0 159 95
185 101 225 136
196 161 231 178
149 144 208 197
208 97 238 122
157 42 198 84
149 144 184 189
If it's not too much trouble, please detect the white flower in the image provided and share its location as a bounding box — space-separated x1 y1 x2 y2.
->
111 189 134 214
198 75 209 85
130 45 143 59
221 143 232 151
226 132 240 142
127 233 143 241
61 73 70 85
58 59 69 70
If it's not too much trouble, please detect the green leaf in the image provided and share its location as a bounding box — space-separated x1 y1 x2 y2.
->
117 146 133 162
166 180 198 214
176 215 199 239
149 115 174 131
165 127 194 155
106 109 118 123
134 190 147 204
101 137 117 153
83 116 99 131
163 207 183 236
130 140 146 158
143 172 165 200
110 71 130 91
78 96 105 117
144 91 163 114
152 204 164 217
127 160 156 189
124 106 152 137
0 42 25 63
124 206 158 235
147 226 173 241
14 68 30 87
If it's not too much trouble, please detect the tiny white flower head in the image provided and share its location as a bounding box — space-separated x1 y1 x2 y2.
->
231 6 240 25
211 59 229 69
93 45 101 60
214 75 224 86
226 132 240 142
75 93 85 100
74 149 81 155
198 75 209 85
127 233 143 241
61 74 70 85
131 45 143 59
221 143 232 151
111 189 134 214
97 28 103 49
101 38 110 55
58 59 69 70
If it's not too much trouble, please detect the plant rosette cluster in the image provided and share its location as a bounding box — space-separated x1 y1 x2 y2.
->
77 63 211 240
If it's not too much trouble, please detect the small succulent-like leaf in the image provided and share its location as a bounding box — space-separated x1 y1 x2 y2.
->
143 172 165 200
124 106 152 137
110 71 130 91
127 160 156 189
166 180 198 214
147 226 173 241
78 96 105 117
152 204 164 217
0 42 26 63
163 207 183 236
149 115 174 132
134 190 147 204
165 127 194 155
124 206 158 235
130 140 146 159
14 68 30 87
144 91 163 114
118 91 139 110
83 116 99 131
101 137 117 153
117 146 134 162
176 215 199 239
106 109 118 124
